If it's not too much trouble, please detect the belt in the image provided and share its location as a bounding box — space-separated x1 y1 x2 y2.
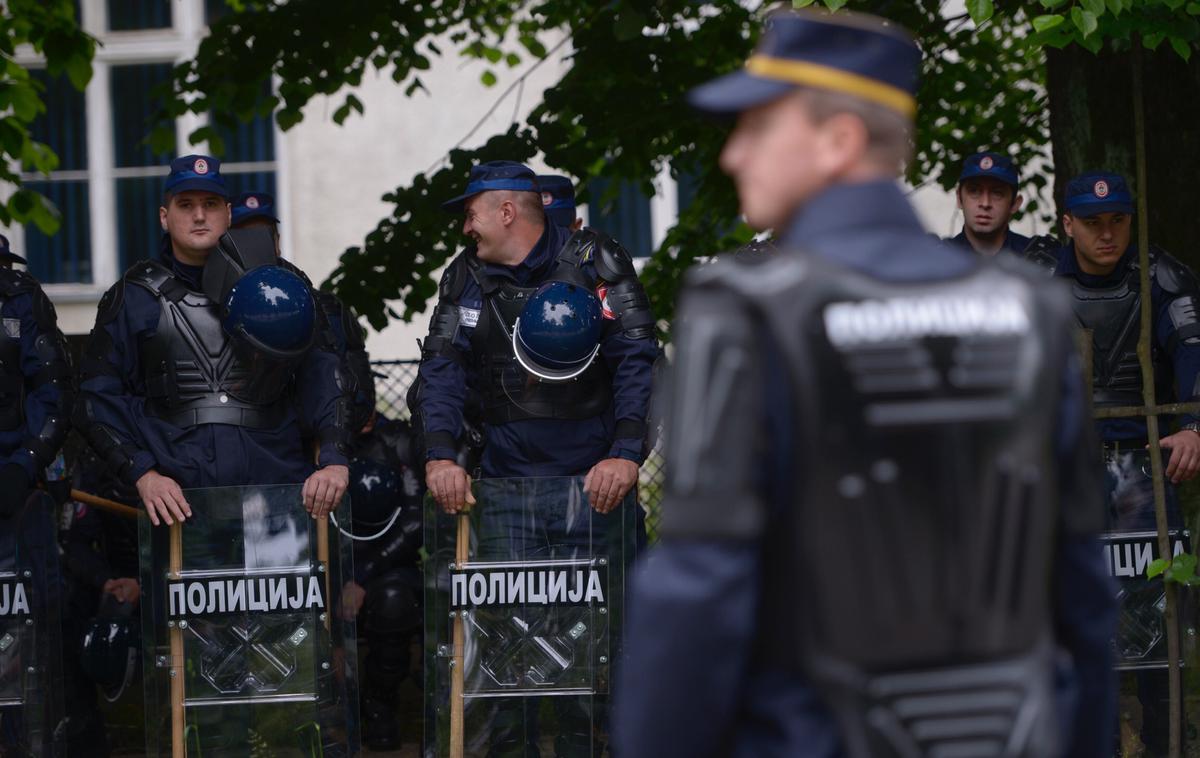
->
146 400 289 430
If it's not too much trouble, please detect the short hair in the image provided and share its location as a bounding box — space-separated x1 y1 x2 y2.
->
795 87 913 173
493 190 546 221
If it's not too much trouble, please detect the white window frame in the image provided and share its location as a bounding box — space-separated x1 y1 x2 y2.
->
10 0 286 302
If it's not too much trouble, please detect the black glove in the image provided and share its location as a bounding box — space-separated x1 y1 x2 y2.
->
0 464 31 518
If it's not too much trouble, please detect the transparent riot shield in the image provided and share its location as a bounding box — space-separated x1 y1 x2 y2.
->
139 485 358 757
0 492 62 755
424 476 639 757
1104 529 1192 669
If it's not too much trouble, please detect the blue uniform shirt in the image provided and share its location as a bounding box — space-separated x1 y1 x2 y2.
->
949 227 1031 256
1053 243 1200 442
0 289 67 482
615 181 1115 758
417 222 659 478
78 240 348 489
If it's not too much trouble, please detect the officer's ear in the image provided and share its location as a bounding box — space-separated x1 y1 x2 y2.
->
954 185 964 211
1062 213 1075 239
1011 192 1024 215
159 205 169 232
499 199 518 227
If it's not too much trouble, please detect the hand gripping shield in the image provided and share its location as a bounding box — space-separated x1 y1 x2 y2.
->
139 484 359 756
424 477 638 757
0 492 62 756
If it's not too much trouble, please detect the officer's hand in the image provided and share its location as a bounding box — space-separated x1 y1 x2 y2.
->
0 464 30 519
304 464 349 520
426 460 475 514
103 577 141 605
341 581 366 621
1159 430 1200 483
584 458 639 514
136 470 192 526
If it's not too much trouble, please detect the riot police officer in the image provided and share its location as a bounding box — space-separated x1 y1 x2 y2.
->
1052 171 1200 755
417 160 658 512
75 156 351 524
0 234 73 754
615 9 1115 758
537 174 583 231
947 151 1031 256
338 418 423 750
231 191 377 435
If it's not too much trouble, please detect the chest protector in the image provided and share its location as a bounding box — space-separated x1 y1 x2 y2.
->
0 270 30 431
732 254 1064 758
129 261 292 429
465 253 612 425
1070 259 1166 409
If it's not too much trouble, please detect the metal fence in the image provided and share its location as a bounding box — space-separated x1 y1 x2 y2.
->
370 359 666 540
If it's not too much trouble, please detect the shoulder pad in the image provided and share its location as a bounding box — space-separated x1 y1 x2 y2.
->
29 285 59 331
592 233 636 283
1154 249 1199 295
439 250 477 300
278 258 315 288
0 267 38 298
95 280 125 325
1018 235 1061 275
123 259 175 297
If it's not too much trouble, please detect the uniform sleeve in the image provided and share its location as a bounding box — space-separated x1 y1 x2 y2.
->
1051 344 1118 758
1 289 73 482
295 339 351 468
416 283 478 463
614 283 769 757
75 282 159 487
1151 264 1200 427
599 325 659 464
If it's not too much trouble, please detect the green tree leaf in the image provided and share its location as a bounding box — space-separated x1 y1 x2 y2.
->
1072 7 1100 37
1170 36 1194 59
1148 558 1171 578
1032 14 1066 32
966 0 994 24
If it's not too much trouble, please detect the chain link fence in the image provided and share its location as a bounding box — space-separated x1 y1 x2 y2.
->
371 360 666 540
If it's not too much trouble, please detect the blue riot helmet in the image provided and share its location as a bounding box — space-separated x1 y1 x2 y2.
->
513 281 604 381
80 596 140 702
331 456 406 542
223 265 316 359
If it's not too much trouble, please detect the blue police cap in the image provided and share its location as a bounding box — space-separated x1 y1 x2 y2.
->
958 152 1018 188
1065 172 1134 217
164 154 228 198
0 234 26 266
537 174 577 228
442 161 539 213
231 192 280 226
689 9 919 118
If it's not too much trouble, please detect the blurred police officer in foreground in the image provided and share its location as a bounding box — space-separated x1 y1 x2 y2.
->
231 191 377 438
416 160 658 513
948 151 1031 256
0 234 72 518
614 9 1115 758
537 174 583 231
75 155 350 525
1050 171 1200 756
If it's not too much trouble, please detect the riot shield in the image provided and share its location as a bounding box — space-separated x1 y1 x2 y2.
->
0 491 62 756
139 484 358 757
1104 529 1192 669
424 476 638 757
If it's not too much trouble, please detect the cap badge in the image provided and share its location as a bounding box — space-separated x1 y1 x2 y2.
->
979 156 994 171
542 191 553 207
245 196 260 209
194 158 209 175
1094 180 1110 198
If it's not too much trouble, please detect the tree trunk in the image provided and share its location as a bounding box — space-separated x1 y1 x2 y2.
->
1046 45 1200 266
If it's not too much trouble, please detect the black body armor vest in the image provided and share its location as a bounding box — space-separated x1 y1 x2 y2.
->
128 261 293 429
465 253 612 425
715 254 1067 758
1070 259 1167 410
